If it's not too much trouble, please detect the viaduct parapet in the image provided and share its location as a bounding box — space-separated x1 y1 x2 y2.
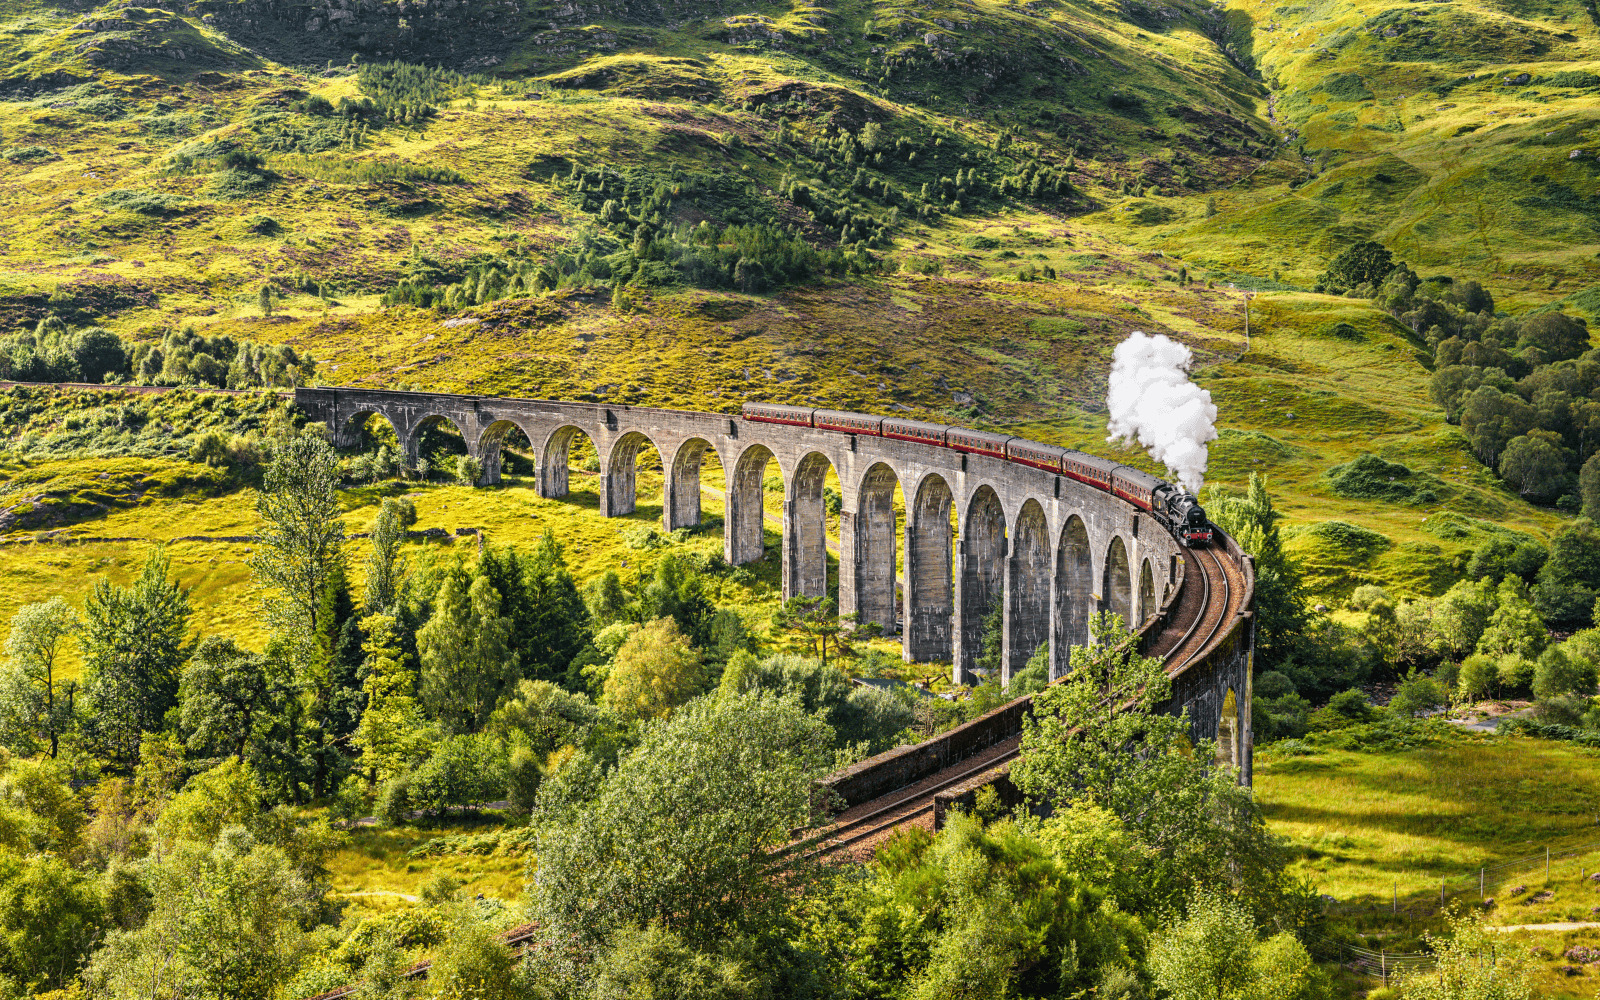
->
293 387 1255 779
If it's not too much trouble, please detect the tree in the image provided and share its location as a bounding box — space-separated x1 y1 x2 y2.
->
81 547 191 763
1476 582 1548 659
770 595 880 671
1517 311 1589 362
84 832 313 1000
1430 580 1498 658
353 614 428 787
418 570 517 733
0 852 106 993
1398 908 1532 1000
1498 430 1570 500
1204 475 1305 672
859 121 887 152
1150 890 1328 1000
601 617 704 721
1011 613 1294 917
529 692 834 954
0 597 79 757
258 284 275 317
1461 386 1536 468
592 924 754 1000
427 905 523 1000
361 497 411 615
252 432 346 662
1581 452 1600 520
479 533 591 685
1532 644 1596 700
179 636 281 763
845 813 1145 1000
1535 517 1600 625
1323 240 1394 289
1389 669 1447 717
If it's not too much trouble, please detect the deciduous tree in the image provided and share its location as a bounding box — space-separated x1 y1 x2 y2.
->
0 596 79 757
81 548 191 763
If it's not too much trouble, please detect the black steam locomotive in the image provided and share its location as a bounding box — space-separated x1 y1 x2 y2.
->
1157 487 1214 547
743 403 1216 548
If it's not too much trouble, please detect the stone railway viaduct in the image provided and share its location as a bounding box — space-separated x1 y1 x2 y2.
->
294 387 1257 784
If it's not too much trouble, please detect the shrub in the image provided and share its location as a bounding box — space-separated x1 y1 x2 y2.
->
1324 453 1415 501
95 188 187 215
1 146 57 163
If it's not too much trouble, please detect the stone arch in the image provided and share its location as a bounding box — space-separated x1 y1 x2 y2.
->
412 413 470 480
727 443 775 567
854 462 900 634
602 430 665 519
1053 515 1093 679
1102 535 1132 628
785 451 835 599
1006 499 1050 683
336 409 401 452
1217 688 1240 769
477 419 535 485
906 473 954 663
539 425 600 502
956 485 1006 682
1139 557 1157 626
666 438 717 532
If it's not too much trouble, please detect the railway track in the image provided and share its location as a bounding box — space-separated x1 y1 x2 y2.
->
1162 545 1235 673
806 542 1245 859
798 736 1022 859
305 923 542 1000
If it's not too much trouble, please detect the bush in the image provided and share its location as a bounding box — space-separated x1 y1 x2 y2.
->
1 146 58 163
1389 669 1446 717
1324 454 1415 501
406 734 508 817
375 774 412 826
592 924 755 1000
95 188 187 215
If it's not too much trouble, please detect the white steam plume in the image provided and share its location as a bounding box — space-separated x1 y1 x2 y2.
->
1105 331 1217 494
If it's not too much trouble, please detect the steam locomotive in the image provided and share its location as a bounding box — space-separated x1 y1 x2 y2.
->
742 403 1215 548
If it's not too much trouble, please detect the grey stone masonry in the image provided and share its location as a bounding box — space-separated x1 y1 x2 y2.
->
296 388 1253 778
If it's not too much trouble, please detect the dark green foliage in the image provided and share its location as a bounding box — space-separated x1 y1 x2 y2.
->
0 146 58 163
1535 517 1600 625
1468 533 1548 583
0 387 288 463
1321 240 1394 289
0 322 124 384
95 188 187 215
1319 72 1374 101
1301 519 1392 557
477 533 592 685
405 734 508 816
81 548 192 763
1537 70 1600 88
1323 453 1415 501
357 61 484 119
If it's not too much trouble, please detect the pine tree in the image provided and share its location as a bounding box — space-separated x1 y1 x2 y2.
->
353 614 427 786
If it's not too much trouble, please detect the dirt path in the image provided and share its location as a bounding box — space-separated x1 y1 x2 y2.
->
1487 922 1600 932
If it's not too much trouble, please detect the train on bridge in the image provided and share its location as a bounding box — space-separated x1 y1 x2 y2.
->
743 403 1215 548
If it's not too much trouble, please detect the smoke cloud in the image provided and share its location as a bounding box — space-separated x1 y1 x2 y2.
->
1105 331 1217 494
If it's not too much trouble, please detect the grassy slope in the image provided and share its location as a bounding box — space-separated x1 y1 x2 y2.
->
1257 732 1600 998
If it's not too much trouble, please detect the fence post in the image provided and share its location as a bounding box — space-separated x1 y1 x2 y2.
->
1381 951 1387 987
1393 882 1398 915
1480 868 1485 900
1546 847 1551 882
1441 880 1446 908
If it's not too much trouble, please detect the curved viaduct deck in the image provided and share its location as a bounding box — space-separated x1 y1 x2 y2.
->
291 388 1254 832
